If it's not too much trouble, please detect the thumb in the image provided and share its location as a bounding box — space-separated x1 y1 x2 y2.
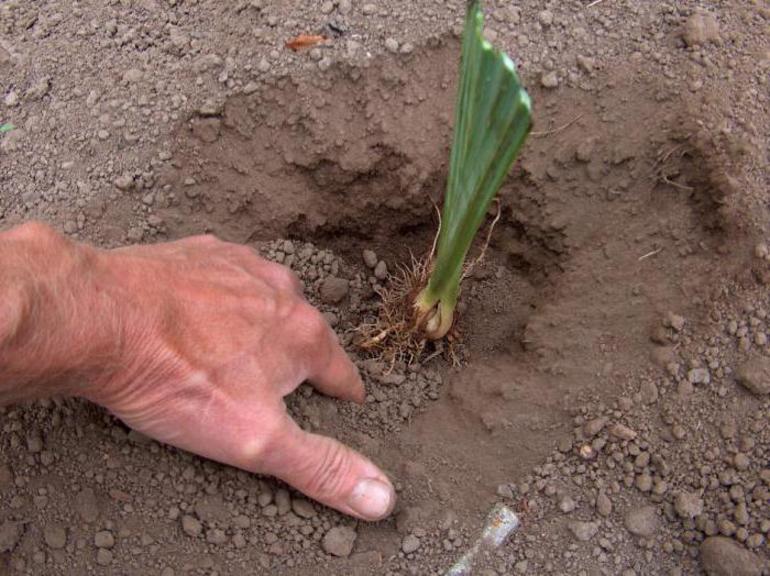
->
262 417 396 521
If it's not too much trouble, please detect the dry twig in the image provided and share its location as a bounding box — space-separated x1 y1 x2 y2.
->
638 248 663 261
531 114 584 138
462 199 501 280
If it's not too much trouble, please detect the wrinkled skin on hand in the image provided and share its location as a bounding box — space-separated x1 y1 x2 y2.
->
81 234 395 521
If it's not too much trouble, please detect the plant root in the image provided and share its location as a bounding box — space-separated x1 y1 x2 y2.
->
461 199 501 281
356 252 464 367
356 253 430 366
651 141 694 192
357 204 505 367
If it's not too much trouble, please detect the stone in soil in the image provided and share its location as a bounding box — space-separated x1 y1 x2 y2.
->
596 491 612 517
0 464 12 490
664 311 685 331
609 423 637 441
639 380 659 404
699 536 763 576
291 498 316 519
362 249 378 269
688 367 711 385
0 521 21 553
322 526 357 557
682 10 721 47
44 524 67 549
26 432 43 453
736 356 770 395
575 138 595 163
194 494 228 524
559 494 576 513
374 260 388 280
583 417 607 437
94 530 115 549
674 491 703 519
568 520 598 542
319 276 350 304
275 488 291 515
75 488 100 523
624 505 658 537
206 528 227 544
181 515 202 537
402 534 421 554
96 548 113 566
541 71 559 89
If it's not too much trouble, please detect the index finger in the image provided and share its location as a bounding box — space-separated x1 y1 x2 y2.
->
289 305 365 404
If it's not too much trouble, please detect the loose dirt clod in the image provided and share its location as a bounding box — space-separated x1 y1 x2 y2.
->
624 506 659 538
0 521 21 553
181 515 202 538
700 536 763 576
568 520 599 542
322 526 357 558
736 356 770 395
43 524 66 550
682 10 721 47
319 276 350 304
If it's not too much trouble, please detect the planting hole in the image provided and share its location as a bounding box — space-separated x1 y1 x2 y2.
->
144 40 751 521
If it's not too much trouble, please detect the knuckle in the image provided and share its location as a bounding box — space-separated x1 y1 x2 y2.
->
265 261 303 292
273 270 303 296
239 417 285 466
281 268 303 292
254 290 280 320
239 435 270 466
297 307 329 342
306 441 351 499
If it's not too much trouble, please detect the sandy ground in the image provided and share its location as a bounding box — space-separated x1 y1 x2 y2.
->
1 0 769 574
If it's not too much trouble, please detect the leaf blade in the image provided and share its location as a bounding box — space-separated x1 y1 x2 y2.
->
418 0 532 337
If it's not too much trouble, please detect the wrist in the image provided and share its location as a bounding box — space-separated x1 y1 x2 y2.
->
0 222 119 403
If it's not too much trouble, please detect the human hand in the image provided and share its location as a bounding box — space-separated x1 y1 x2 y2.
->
0 224 395 521
92 234 396 520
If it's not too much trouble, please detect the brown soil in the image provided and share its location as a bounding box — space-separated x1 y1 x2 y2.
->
1 1 769 575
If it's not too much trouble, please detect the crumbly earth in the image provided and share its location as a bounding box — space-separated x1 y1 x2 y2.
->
1 0 769 574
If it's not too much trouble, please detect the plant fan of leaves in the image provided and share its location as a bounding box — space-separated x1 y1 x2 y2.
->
414 0 532 340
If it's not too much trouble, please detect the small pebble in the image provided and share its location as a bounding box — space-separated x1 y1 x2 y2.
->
292 499 316 519
96 548 113 566
94 530 115 549
568 521 598 542
362 249 378 269
541 71 559 89
402 534 421 554
181 515 202 537
319 276 349 304
625 506 658 537
322 526 357 558
559 495 576 513
374 260 388 280
674 492 703 520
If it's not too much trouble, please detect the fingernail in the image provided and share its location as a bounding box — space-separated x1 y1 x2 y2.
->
349 478 395 520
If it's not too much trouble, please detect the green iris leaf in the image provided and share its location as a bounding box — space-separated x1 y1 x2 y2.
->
415 0 532 339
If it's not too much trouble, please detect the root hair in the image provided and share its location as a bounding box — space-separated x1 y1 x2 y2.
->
356 253 431 368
